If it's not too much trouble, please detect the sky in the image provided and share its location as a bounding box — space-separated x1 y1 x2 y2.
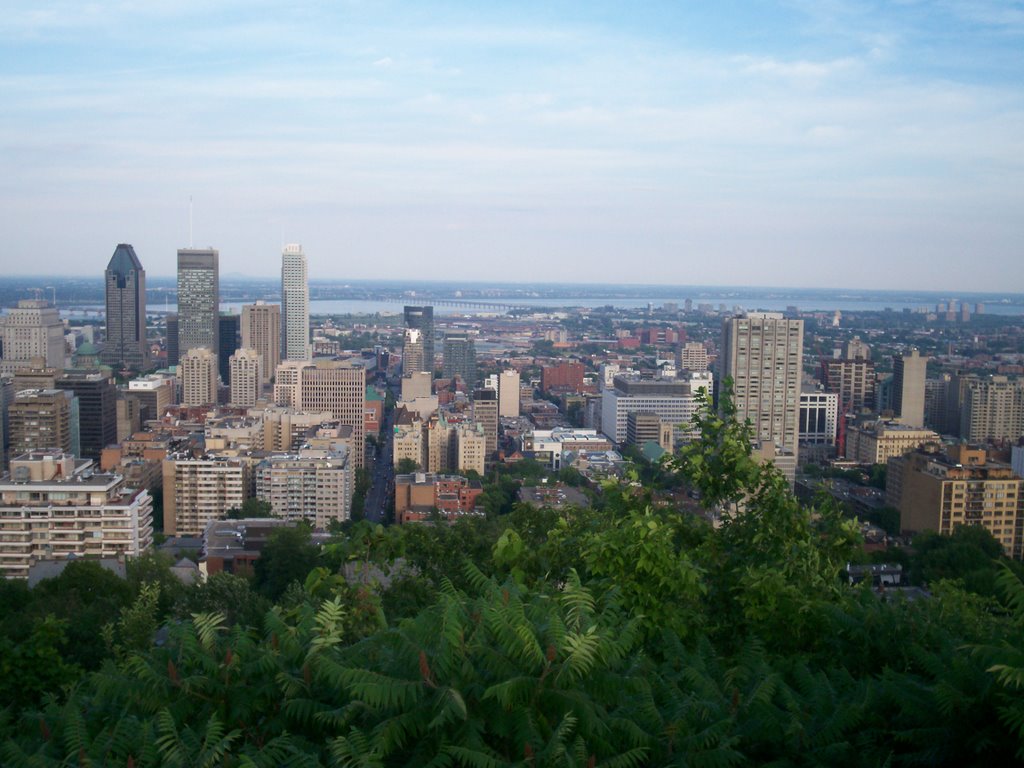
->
1 0 1022 290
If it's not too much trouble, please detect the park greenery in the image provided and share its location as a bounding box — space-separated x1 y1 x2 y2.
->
2 398 1024 765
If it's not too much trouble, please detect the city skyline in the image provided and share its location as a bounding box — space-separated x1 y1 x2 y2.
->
2 2 1023 290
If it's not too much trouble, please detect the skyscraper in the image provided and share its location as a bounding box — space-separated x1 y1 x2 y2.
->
54 369 116 461
218 313 240 384
180 347 219 407
241 301 281 386
892 348 927 428
403 328 425 374
176 248 219 357
404 306 434 374
443 332 477 386
721 312 804 479
281 244 310 361
101 243 149 370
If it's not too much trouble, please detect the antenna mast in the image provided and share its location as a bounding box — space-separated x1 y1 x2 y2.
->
189 195 193 248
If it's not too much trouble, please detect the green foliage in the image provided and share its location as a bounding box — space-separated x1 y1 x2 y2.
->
911 526 1005 596
227 498 275 519
395 457 419 474
253 524 321 601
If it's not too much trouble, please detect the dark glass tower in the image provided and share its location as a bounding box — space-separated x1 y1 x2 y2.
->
443 332 477 386
218 313 240 385
101 244 148 370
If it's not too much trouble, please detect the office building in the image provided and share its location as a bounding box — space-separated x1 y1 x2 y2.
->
180 347 219 407
404 306 435 373
600 372 712 447
846 420 941 465
255 447 353 528
176 248 219 356
498 369 521 418
165 314 179 368
0 300 65 373
162 454 251 536
101 243 149 370
218 313 240 385
473 388 498 458
522 428 614 470
241 301 280 386
887 444 1023 559
625 412 673 452
443 332 477 386
272 360 366 467
401 371 433 401
281 244 311 361
229 348 263 407
403 328 426 374
0 451 154 580
892 348 927 428
798 391 838 459
9 389 73 457
55 369 117 461
721 312 803 477
127 374 177 423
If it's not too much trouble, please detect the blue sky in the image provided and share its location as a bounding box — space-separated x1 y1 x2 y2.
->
1 0 1022 289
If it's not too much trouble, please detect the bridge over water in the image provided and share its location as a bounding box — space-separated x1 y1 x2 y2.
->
378 296 538 312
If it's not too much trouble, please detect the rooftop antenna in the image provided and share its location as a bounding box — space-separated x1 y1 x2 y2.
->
189 195 193 248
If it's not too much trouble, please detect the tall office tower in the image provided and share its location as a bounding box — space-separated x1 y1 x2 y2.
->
229 348 263 407
54 370 116 461
443 332 477 386
281 244 311 361
0 300 65 373
241 301 281 385
403 328 425 374
9 389 73 456
180 347 219 407
176 248 219 357
892 348 927 428
272 360 366 467
218 314 240 385
498 369 521 418
101 244 149 371
404 306 434 373
721 312 804 479
166 314 179 367
472 388 499 458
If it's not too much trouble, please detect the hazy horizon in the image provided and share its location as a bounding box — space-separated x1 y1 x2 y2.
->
3 2 1022 290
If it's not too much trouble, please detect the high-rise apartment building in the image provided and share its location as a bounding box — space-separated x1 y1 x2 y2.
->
229 348 263 407
272 360 366 467
677 342 709 372
162 454 250 536
959 376 1024 443
892 348 927 428
498 369 521 418
473 388 499 458
721 312 803 478
101 243 149 371
218 313 240 385
403 306 434 373
255 448 353 528
887 444 1023 559
0 451 154 579
180 347 219 407
443 332 477 386
281 244 310 361
9 389 73 457
55 369 117 461
241 301 281 386
0 300 65 373
176 248 219 356
820 358 876 413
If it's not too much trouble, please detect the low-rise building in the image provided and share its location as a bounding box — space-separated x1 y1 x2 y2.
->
522 428 613 470
394 472 483 524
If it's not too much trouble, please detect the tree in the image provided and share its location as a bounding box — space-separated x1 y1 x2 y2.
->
227 498 275 519
396 457 420 474
253 524 320 600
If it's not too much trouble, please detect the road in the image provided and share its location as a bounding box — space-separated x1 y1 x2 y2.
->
363 385 397 524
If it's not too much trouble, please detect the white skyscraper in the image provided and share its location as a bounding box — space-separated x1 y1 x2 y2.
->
281 244 310 361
